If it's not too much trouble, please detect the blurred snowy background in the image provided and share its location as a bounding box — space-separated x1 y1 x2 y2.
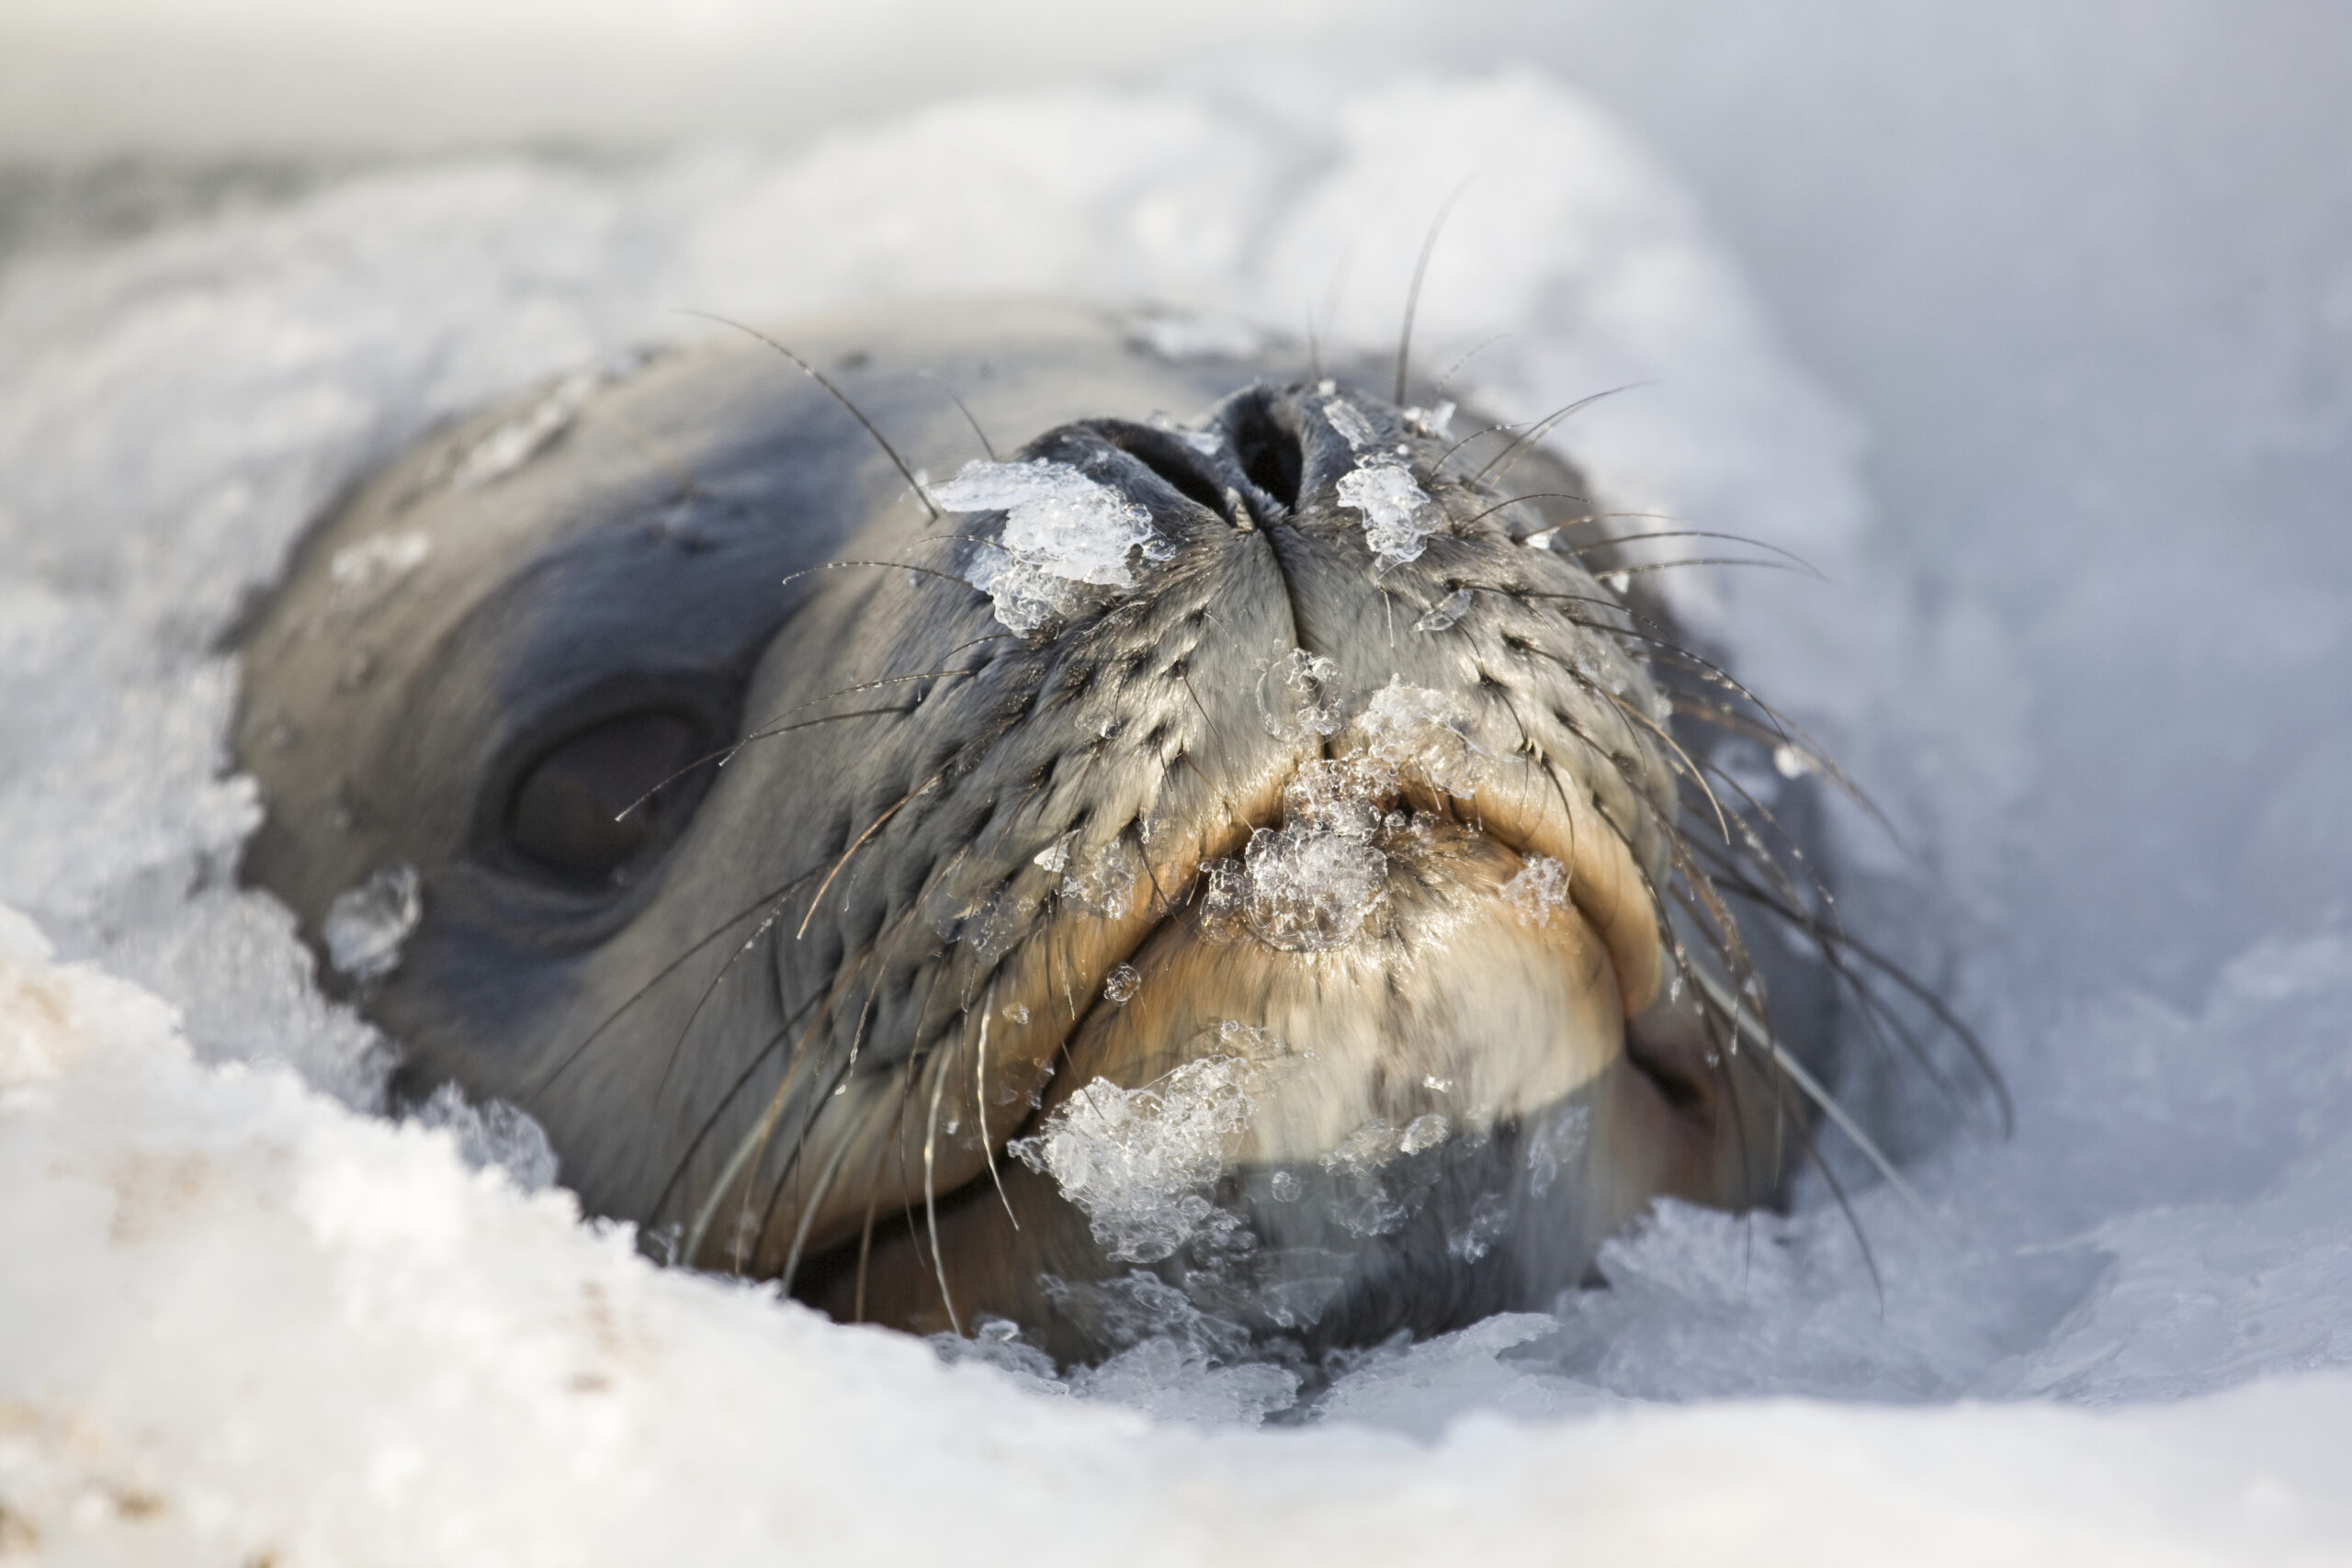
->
3 3 2350 1562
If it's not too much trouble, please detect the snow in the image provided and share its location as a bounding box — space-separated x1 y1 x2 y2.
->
1 35 2350 1563
319 864 420 981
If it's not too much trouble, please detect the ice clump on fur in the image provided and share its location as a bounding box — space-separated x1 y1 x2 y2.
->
320 864 420 981
1011 1057 1258 1263
1336 459 1439 564
1352 678 1487 798
1503 855 1570 924
1203 683 1489 952
935 457 1168 633
1255 648 1347 741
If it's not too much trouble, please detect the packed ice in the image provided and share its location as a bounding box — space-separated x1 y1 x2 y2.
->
933 457 1169 633
3 30 2351 1564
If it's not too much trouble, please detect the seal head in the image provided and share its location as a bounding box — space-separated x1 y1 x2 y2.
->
233 299 1837 1361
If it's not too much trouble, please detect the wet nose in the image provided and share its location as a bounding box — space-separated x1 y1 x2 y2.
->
1016 383 1383 536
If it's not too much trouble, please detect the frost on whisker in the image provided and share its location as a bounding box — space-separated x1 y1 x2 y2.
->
1010 1057 1260 1264
1335 459 1440 565
934 457 1170 633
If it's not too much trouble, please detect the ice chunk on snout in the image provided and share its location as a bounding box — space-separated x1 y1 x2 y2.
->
1335 459 1440 564
934 458 1171 633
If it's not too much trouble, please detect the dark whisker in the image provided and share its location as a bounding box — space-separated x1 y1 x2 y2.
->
681 310 943 523
919 370 1001 463
1471 384 1651 487
1395 179 1476 405
532 872 819 1097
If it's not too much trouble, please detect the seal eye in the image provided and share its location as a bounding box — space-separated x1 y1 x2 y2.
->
503 710 708 886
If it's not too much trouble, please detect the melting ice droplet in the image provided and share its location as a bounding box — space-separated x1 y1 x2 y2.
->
1414 588 1473 633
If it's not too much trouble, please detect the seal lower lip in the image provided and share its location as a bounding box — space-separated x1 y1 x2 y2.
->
1048 817 1625 1170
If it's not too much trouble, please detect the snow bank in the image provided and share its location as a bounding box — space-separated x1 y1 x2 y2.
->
2 62 2349 1560
6 911 2348 1563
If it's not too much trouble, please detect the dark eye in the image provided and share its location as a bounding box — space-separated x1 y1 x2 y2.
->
504 710 709 885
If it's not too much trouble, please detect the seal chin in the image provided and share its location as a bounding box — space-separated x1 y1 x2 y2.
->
813 811 1689 1356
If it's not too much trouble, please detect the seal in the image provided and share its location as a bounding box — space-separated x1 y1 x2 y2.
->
232 298 1883 1364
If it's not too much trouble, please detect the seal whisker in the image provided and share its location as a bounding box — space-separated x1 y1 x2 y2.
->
972 995 1021 1232
1457 491 1590 530
619 706 914 825
778 558 982 592
1431 331 1511 396
918 369 1001 462
1555 529 1826 578
1704 863 2007 1133
922 1047 966 1337
646 1001 810 1233
652 864 837 1104
1471 384 1650 488
1601 685 1735 848
534 870 821 1097
684 997 841 1269
796 773 942 942
681 310 944 524
1609 555 1826 585
1687 963 1938 1232
1394 178 1476 406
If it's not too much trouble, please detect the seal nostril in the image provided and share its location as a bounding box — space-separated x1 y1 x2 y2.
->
1227 400 1303 512
1107 432 1230 517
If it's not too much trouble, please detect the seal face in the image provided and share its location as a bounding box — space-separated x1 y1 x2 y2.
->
232 299 1843 1362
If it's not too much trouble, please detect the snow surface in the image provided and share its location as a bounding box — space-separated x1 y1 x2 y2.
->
2 62 2350 1563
